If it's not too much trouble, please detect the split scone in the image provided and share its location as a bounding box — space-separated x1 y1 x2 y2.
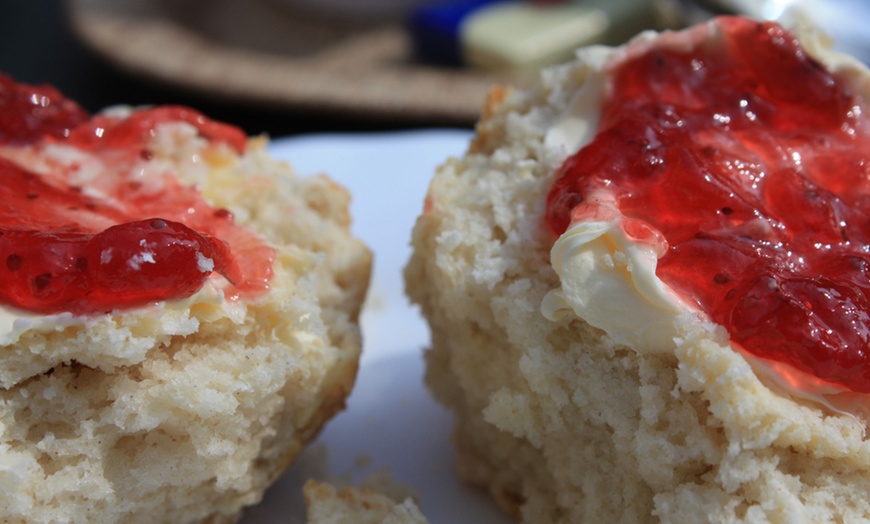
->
0 75 371 523
406 16 870 523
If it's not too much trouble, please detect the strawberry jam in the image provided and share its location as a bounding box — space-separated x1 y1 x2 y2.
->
546 17 870 393
0 74 88 143
0 74 272 315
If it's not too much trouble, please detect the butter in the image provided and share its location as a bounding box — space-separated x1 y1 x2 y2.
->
460 2 609 72
460 0 670 73
542 211 693 353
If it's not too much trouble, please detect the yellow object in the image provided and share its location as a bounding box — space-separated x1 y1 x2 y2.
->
460 2 610 72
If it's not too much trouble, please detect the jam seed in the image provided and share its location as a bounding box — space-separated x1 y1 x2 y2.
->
6 254 21 271
33 273 52 290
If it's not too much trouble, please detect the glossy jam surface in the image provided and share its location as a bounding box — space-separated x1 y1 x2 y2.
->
0 74 88 143
0 74 272 315
546 17 870 393
64 105 247 154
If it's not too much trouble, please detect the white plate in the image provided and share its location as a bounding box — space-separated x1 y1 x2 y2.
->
238 130 512 523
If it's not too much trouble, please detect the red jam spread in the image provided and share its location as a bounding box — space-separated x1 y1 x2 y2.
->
546 17 870 393
0 74 273 315
0 75 88 143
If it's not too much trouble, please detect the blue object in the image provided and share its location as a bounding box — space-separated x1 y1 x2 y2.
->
409 0 510 67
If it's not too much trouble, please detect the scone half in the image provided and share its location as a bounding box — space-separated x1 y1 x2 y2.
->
406 16 870 523
0 80 371 523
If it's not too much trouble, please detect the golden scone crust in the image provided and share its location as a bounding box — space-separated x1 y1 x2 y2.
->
405 22 870 524
0 127 371 523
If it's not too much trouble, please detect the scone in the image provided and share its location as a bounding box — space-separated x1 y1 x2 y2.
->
303 480 429 524
406 16 870 523
0 75 371 522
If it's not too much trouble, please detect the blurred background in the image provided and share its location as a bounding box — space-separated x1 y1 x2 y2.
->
1 0 868 138
0 1 423 137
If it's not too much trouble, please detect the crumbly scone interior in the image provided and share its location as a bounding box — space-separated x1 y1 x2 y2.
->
0 126 371 523
405 30 870 523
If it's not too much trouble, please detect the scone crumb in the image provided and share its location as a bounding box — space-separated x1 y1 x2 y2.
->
358 468 420 504
303 480 429 524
